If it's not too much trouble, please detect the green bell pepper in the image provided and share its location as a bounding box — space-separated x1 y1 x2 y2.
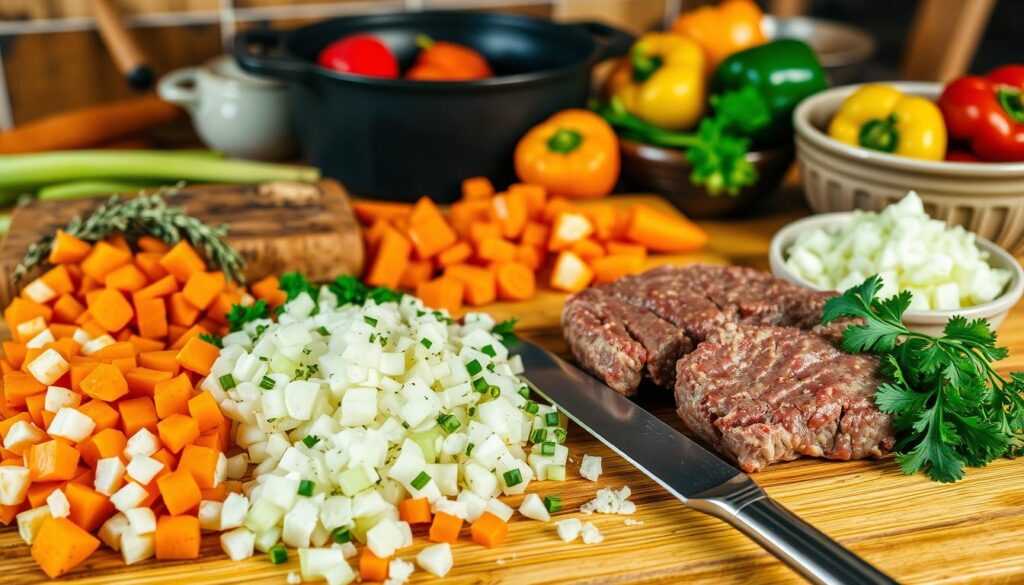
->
712 39 827 145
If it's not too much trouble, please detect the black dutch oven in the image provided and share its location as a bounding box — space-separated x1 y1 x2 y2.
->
233 11 632 201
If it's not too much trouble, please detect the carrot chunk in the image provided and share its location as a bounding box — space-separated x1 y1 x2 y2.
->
416 277 464 314
77 400 120 433
470 511 508 548
398 497 432 525
134 297 168 340
444 264 496 307
496 262 537 301
156 469 202 516
154 374 192 418
409 197 458 259
157 414 200 453
118 396 158 436
48 230 92 265
87 288 133 332
182 271 226 311
79 363 129 402
175 337 220 376
65 482 114 532
104 264 148 293
360 548 392 582
159 241 206 283
26 438 81 482
80 241 131 281
592 254 645 284
155 514 201 559
187 391 225 433
461 176 495 200
625 204 708 252
429 511 464 543
30 517 100 578
364 227 411 289
177 444 219 488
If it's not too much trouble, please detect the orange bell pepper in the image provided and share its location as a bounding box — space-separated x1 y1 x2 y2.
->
672 0 766 74
514 109 619 199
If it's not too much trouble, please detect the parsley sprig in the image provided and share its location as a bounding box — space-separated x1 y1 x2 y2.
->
823 275 1024 482
227 299 269 332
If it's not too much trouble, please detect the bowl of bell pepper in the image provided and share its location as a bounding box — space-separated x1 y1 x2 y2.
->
594 0 828 218
794 68 1024 255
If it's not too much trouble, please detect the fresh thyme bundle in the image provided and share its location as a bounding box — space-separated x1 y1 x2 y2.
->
14 187 245 283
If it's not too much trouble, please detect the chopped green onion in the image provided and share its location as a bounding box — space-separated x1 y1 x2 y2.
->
364 316 378 326
332 527 352 543
547 465 567 481
518 386 530 399
437 414 461 434
401 421 410 429
466 359 482 375
472 378 489 393
317 326 329 336
541 441 556 456
297 479 314 497
219 374 236 390
259 375 276 390
465 443 475 456
545 412 560 427
410 471 431 490
488 385 501 398
420 338 433 349
481 344 497 357
502 468 523 487
268 544 288 564
544 495 562 513
553 428 567 443
302 435 320 448
531 428 547 443
467 406 476 416
523 401 539 415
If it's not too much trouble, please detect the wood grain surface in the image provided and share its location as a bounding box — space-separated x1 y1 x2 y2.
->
2 193 1022 584
0 180 364 306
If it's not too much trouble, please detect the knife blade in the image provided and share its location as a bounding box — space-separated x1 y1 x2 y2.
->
513 340 896 585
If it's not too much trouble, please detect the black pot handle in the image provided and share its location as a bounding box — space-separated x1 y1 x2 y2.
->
232 28 310 82
574 21 635 61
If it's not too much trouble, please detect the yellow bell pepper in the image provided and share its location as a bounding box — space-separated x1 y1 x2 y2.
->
607 33 705 132
828 84 947 161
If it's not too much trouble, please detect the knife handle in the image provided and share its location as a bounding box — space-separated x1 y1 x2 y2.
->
726 497 897 585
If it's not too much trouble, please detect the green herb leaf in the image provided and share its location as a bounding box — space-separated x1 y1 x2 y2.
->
227 299 268 332
491 319 518 345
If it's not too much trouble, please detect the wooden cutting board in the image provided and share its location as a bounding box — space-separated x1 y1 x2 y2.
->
0 180 364 306
3 195 1024 584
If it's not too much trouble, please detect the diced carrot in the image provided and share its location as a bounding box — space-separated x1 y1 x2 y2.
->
77 276 101 298
4 371 46 409
27 481 62 509
31 517 100 579
5 298 52 333
175 337 219 376
79 319 105 338
65 482 114 532
154 374 192 418
137 235 170 253
548 211 594 251
605 241 647 257
150 448 177 481
429 511 464 543
416 277 464 314
470 511 508 548
69 362 99 393
491 191 528 240
157 414 200 453
514 244 545 271
194 423 230 452
79 363 128 402
48 230 92 265
77 400 120 433
436 241 472 268
105 235 132 254
448 200 491 239
80 241 132 281
166 325 188 346
26 439 81 482
398 260 434 289
138 350 181 375
398 497 432 525
135 251 169 282
468 222 502 245
477 237 516 264
128 335 165 354
444 265 496 307
496 262 537 301
200 483 227 502
586 205 617 241
362 217 393 259
182 271 226 311
118 396 158 436
409 197 458 260
204 292 238 326
250 275 287 308
550 251 594 293
461 176 495 200
87 288 133 332
155 514 201 560
591 254 645 284
50 323 79 340
625 204 708 252
91 340 136 360
177 444 219 488
133 297 168 340
45 337 82 361
126 367 174 399
509 183 548 219
187 392 225 433
364 227 411 289
159 241 206 283
3 341 27 369
542 197 575 223
134 274 178 300
360 548 391 582
40 265 75 296
165 292 200 327
156 470 202 516
570 238 605 262
26 393 46 427
104 264 148 293
78 428 126 468
171 324 211 350
352 200 413 225
520 222 550 247
0 504 20 526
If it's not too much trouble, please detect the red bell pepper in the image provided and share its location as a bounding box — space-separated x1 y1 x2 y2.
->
318 35 399 78
938 65 1024 162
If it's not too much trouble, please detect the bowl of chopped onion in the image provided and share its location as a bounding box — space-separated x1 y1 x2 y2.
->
769 192 1024 335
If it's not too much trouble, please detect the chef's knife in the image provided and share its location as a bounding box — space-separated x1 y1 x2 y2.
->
514 340 896 585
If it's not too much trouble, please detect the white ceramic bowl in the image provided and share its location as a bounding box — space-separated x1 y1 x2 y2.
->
793 82 1024 255
769 212 1024 335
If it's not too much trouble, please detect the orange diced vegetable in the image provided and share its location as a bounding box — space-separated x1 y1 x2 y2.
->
138 350 181 375
470 511 508 548
429 511 464 543
48 231 92 265
520 222 549 247
570 238 605 262
496 262 537 301
135 252 168 281
51 294 86 324
65 482 114 532
550 251 594 293
514 244 544 271
352 200 413 224
134 274 178 299
445 264 496 306
155 514 201 559
365 227 411 289
137 235 170 253
26 438 81 481
80 241 131 281
250 275 287 308
468 222 501 244
126 367 174 398
416 277 465 313
398 497 432 525
118 396 158 436
87 288 133 332
625 204 708 252
408 196 458 259
605 241 647 257
4 371 44 409
78 428 126 468
360 548 391 582
436 241 472 268
182 271 226 310
491 192 528 240
157 469 202 516
77 399 120 433
134 297 168 340
79 363 128 402
542 197 574 223
548 211 594 251
104 264 148 293
157 414 200 453
167 292 200 327
461 176 495 200
154 374 191 418
159 241 205 283
586 205 617 241
30 517 100 578
398 260 434 289
508 183 547 219
592 254 645 284
187 391 225 433
477 237 516 264
39 265 76 296
175 337 220 376
177 444 219 488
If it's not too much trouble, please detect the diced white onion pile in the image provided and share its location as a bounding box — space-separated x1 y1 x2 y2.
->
785 191 1012 311
199 287 569 580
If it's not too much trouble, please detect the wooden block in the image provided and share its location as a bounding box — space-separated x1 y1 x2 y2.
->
0 180 364 306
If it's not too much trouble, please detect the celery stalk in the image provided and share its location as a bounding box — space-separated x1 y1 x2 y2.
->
0 150 320 189
38 180 162 201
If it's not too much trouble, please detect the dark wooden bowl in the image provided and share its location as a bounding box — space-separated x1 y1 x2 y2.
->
619 138 794 218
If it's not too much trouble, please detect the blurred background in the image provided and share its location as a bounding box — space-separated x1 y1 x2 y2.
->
0 0 1015 130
